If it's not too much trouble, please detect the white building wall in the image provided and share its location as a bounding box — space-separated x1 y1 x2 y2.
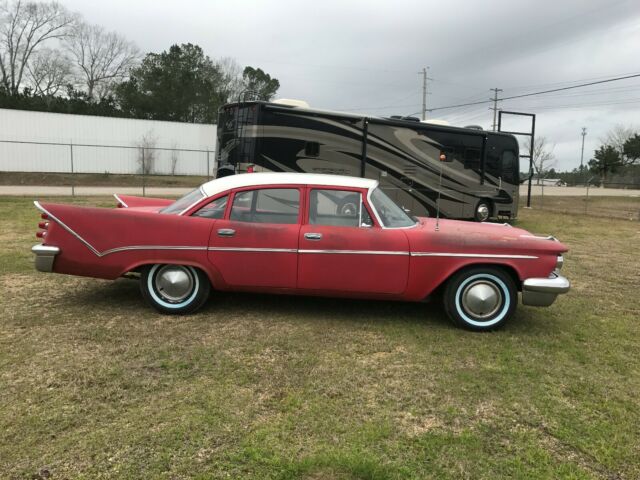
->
0 109 217 176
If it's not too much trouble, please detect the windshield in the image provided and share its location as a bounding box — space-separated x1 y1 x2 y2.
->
161 188 205 214
370 188 416 228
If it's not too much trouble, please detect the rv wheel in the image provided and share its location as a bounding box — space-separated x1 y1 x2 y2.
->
474 201 491 222
337 194 359 217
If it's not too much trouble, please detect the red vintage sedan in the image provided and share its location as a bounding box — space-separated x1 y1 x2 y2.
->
32 173 570 331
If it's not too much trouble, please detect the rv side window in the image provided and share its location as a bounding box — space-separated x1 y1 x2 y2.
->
486 136 519 183
463 147 481 170
305 142 320 157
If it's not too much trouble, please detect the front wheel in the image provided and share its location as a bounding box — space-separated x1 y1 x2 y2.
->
474 200 491 222
443 267 517 331
140 264 210 314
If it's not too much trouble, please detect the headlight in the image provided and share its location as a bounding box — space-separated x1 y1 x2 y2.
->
556 255 564 270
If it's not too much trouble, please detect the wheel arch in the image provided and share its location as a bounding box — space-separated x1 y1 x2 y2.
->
430 262 522 299
121 259 220 288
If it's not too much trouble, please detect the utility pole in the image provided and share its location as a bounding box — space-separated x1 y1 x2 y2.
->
419 67 432 121
490 88 503 131
579 127 587 170
580 127 587 186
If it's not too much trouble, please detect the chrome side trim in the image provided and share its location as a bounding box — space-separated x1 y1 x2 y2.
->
113 193 128 208
100 245 208 256
32 244 60 272
208 247 297 253
410 252 538 259
299 249 409 255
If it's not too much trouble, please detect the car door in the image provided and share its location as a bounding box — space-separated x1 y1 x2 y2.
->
297 187 410 295
207 186 301 289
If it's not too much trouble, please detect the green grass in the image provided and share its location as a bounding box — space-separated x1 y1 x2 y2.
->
1 197 639 479
527 195 640 221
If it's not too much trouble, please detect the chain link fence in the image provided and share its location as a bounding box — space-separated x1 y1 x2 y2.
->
0 139 217 196
522 183 640 221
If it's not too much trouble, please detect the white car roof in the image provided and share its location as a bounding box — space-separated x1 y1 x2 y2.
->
200 172 378 197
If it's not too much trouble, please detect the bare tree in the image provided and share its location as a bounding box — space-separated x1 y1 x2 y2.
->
170 141 179 175
216 56 243 102
523 136 556 182
65 21 139 100
601 124 636 166
26 46 70 95
137 130 157 175
0 0 75 94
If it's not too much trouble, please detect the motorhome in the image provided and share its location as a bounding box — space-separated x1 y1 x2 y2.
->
215 100 520 221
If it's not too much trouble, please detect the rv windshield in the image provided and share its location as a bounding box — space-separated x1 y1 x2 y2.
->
370 188 416 228
161 188 205 214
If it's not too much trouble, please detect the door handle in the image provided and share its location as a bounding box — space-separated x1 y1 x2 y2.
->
304 232 322 241
217 228 236 237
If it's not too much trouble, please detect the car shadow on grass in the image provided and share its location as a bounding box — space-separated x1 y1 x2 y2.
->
62 278 557 335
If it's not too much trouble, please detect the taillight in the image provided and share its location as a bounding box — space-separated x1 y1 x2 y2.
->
36 231 46 239
247 165 255 173
38 221 49 229
117 202 124 208
40 213 49 220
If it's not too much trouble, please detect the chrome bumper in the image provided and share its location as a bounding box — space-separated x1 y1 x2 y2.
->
522 272 570 307
32 244 60 272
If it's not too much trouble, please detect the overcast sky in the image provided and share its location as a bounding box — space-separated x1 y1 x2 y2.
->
64 0 640 171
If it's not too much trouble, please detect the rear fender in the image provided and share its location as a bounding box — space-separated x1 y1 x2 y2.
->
35 201 215 280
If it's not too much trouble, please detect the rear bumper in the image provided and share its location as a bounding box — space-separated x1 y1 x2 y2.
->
522 272 570 307
32 244 59 272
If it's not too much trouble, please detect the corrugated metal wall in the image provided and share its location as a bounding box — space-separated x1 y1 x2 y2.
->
0 109 217 176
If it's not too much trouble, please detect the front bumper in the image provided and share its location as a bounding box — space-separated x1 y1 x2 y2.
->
522 272 570 307
32 244 59 272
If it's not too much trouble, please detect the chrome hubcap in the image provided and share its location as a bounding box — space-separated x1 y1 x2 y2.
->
154 265 194 303
461 280 501 319
477 204 489 221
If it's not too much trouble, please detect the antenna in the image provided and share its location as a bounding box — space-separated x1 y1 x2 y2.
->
435 152 445 231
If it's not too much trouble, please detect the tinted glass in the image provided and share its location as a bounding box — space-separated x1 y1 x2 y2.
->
309 190 373 227
192 195 228 219
230 188 299 224
486 135 519 184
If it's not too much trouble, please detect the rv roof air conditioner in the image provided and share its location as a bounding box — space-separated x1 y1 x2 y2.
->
421 119 450 126
272 99 310 108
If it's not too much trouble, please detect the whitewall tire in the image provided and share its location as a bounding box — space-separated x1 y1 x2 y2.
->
443 267 517 331
140 264 210 314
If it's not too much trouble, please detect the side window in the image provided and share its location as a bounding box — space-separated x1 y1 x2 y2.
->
192 195 228 219
309 189 373 227
230 188 299 224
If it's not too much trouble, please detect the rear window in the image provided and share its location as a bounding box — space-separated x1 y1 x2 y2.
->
161 188 204 214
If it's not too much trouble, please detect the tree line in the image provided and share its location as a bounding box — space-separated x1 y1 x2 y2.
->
523 126 640 187
0 1 279 123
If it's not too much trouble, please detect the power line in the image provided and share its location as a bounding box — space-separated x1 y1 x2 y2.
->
427 72 640 112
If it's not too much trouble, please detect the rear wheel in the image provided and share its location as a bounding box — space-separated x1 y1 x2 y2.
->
443 267 517 331
140 264 210 314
